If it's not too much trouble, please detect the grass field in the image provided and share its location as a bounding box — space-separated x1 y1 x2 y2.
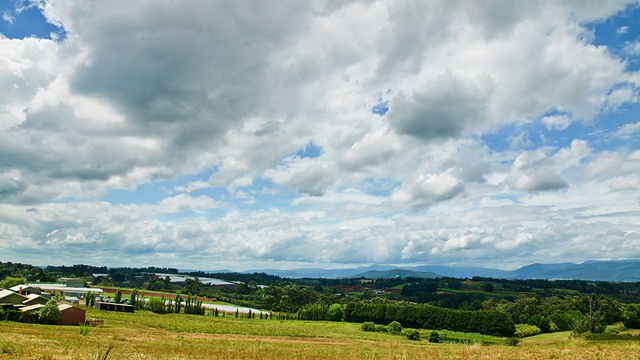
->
1 309 640 359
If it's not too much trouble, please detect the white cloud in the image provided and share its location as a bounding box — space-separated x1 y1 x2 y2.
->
624 41 640 55
390 173 464 209
2 11 15 25
609 178 640 191
158 194 221 214
612 121 640 138
508 150 568 192
541 114 572 131
0 1 639 270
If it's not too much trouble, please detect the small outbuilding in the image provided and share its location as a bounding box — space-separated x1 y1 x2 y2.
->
58 304 86 325
95 301 135 313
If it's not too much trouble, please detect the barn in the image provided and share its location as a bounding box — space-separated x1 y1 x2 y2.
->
58 304 86 325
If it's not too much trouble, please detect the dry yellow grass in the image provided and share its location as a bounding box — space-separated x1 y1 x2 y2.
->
1 309 639 359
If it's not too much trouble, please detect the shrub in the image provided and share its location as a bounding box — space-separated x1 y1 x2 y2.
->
79 325 90 336
403 328 421 341
505 337 519 346
527 314 551 333
514 324 541 338
114 288 123 304
428 331 440 343
622 305 640 329
375 324 388 332
604 323 626 335
327 303 344 321
549 311 572 331
147 298 166 314
388 320 402 335
361 322 376 332
39 299 61 325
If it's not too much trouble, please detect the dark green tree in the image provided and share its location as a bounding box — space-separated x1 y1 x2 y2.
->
114 288 122 303
483 283 494 293
39 299 61 325
130 288 139 307
327 303 344 321
428 331 440 343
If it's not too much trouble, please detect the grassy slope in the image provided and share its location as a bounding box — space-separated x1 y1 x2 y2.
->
1 309 639 359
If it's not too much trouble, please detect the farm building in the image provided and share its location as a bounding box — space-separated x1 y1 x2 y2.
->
22 293 50 306
9 284 42 296
58 304 86 325
18 303 86 326
57 277 85 287
19 303 44 313
0 289 28 307
27 283 103 299
95 301 135 313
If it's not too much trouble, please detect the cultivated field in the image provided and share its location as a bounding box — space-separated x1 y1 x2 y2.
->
1 309 639 359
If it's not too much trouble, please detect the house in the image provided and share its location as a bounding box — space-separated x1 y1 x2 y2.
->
9 284 42 296
0 289 28 307
22 293 49 307
58 304 86 325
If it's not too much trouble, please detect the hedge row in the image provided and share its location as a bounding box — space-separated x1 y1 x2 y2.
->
514 324 542 338
345 300 515 337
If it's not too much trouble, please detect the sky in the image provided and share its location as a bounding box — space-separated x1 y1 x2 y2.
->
0 1 639 272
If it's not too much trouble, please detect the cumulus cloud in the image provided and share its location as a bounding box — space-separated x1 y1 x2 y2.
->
624 41 640 55
387 72 493 140
0 1 639 270
612 121 640 138
541 114 572 131
508 150 568 192
390 173 464 209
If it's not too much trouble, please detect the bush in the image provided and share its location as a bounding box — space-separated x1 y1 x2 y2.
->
39 299 61 325
361 322 376 332
549 311 572 331
147 298 166 314
505 337 519 346
403 328 421 341
79 325 90 336
0 309 23 322
375 324 388 332
622 305 640 329
604 323 626 335
327 303 344 321
527 314 551 333
114 288 122 304
514 324 542 338
428 331 440 343
388 320 402 335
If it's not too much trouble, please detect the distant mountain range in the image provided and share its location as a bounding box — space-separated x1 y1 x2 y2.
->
239 260 640 282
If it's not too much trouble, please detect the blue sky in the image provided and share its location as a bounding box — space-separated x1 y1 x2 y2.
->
0 1 639 271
